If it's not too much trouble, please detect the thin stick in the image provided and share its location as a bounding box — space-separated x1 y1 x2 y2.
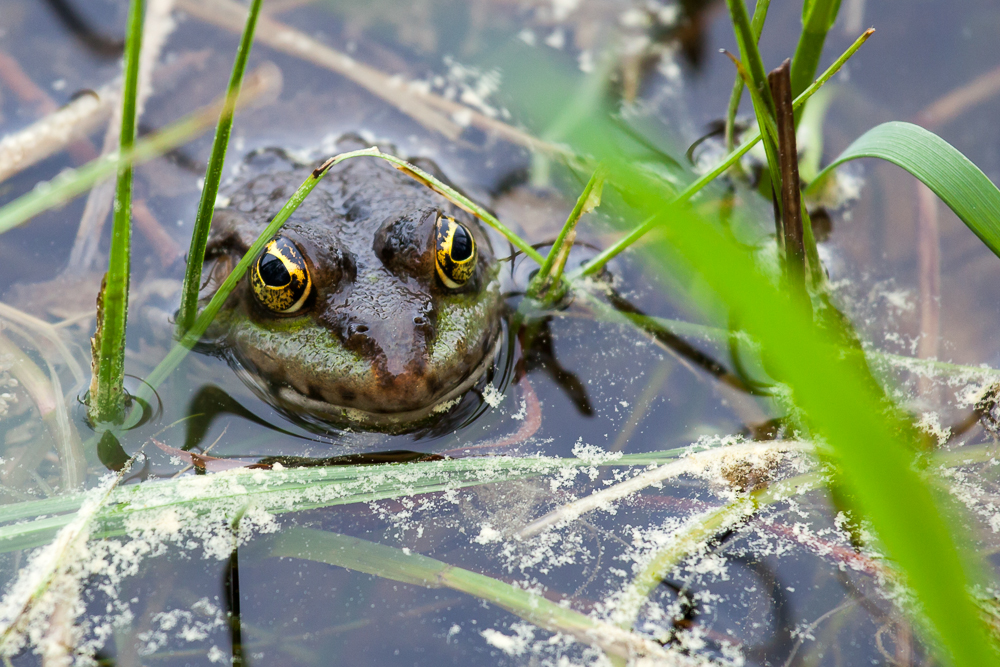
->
769 59 807 299
916 181 940 398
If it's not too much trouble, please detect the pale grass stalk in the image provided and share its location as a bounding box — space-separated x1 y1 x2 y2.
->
518 441 809 539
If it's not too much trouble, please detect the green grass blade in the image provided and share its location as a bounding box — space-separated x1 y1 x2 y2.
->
724 0 783 204
808 121 1000 258
526 164 606 300
176 0 263 336
571 28 874 279
260 527 672 661
725 0 771 152
88 0 144 425
790 0 843 99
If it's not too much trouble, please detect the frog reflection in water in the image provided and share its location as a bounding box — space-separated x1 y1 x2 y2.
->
202 138 503 433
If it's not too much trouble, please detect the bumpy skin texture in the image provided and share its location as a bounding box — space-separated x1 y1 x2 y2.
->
203 138 502 430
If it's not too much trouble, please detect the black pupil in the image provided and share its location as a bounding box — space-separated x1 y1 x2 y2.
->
450 225 474 262
259 252 290 286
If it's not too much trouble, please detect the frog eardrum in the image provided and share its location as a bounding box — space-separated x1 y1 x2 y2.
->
435 215 477 289
250 237 312 313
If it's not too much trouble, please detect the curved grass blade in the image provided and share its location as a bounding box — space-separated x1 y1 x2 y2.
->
808 121 1000 258
176 0 263 335
88 0 144 425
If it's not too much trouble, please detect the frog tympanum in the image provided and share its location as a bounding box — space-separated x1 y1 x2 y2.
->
201 138 503 433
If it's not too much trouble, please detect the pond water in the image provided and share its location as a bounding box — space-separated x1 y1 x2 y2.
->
1 0 1000 665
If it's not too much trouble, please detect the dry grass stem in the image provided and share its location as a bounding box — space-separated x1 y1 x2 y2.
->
917 63 1000 129
518 440 808 539
917 181 940 399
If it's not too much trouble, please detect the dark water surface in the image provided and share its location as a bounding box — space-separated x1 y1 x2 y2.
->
1 0 999 665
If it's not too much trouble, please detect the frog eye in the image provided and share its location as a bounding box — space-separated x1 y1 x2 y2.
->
435 216 477 289
250 237 312 313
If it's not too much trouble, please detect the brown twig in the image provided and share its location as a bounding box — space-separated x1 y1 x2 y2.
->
768 59 806 302
132 199 183 267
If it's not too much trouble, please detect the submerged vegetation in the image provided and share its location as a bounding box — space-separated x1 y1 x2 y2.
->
1 0 1000 665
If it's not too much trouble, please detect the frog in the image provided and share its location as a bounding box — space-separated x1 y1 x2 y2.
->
200 136 504 433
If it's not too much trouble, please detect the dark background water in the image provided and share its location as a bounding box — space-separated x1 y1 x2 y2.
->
1 0 999 665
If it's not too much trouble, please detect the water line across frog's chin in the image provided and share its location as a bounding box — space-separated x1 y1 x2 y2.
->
230 335 503 435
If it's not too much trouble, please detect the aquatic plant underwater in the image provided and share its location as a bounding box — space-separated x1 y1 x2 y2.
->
2 0 1000 664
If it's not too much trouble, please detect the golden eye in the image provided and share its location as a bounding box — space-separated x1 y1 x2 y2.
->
435 216 477 289
250 237 312 313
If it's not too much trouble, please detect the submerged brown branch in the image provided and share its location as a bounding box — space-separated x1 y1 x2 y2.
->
177 0 562 154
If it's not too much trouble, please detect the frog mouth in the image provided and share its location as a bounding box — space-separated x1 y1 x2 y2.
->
267 335 502 431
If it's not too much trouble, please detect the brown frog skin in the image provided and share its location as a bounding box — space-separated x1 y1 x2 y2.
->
202 137 503 433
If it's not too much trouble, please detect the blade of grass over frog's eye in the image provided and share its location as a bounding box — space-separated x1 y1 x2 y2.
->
526 164 606 300
808 121 1000 260
571 28 874 280
176 0 263 337
790 0 843 101
0 64 280 236
88 0 143 425
132 150 359 408
257 528 675 662
360 151 545 266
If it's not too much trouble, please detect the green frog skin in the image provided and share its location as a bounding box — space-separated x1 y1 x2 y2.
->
202 138 503 433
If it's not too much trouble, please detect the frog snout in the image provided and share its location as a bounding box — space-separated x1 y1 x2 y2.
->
342 310 434 380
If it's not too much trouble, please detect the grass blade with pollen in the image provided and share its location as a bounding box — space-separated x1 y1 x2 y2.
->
808 121 1000 260
176 0 263 336
88 0 144 425
526 165 606 300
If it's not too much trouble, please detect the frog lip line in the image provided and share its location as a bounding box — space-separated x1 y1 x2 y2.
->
237 335 503 427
